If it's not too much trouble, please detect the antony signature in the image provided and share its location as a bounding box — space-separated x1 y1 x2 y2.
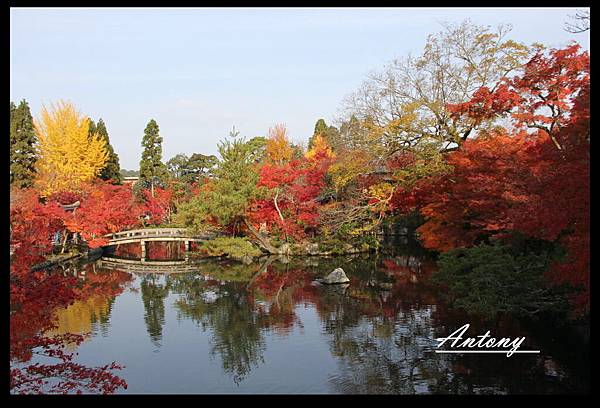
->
435 323 540 357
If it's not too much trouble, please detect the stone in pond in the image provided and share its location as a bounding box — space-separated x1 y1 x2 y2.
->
318 267 350 284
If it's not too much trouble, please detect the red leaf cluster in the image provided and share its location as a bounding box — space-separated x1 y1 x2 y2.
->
248 153 331 239
419 45 589 314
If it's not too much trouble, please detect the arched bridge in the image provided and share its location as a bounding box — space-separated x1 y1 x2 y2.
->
103 228 218 261
104 228 216 246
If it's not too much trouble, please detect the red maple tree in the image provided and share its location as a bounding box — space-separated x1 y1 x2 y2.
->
418 44 589 314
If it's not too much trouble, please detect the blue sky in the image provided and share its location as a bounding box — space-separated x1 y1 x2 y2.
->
10 7 590 170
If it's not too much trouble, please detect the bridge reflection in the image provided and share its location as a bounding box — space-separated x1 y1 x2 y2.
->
98 257 205 274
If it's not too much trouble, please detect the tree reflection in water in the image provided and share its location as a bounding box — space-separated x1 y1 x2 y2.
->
311 254 450 394
140 274 170 348
316 257 588 394
110 240 588 393
171 274 265 384
109 241 187 261
10 254 132 394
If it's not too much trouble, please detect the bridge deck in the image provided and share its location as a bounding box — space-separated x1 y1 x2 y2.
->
107 236 207 245
104 228 216 246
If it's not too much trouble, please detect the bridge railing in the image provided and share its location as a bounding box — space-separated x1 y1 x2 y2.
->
104 228 220 241
104 228 189 240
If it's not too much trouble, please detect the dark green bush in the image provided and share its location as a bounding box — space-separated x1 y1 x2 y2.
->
433 242 570 319
200 237 262 260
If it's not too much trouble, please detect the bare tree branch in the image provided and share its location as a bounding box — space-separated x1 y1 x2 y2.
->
565 10 590 33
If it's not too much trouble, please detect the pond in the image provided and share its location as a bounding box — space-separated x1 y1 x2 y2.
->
15 240 590 394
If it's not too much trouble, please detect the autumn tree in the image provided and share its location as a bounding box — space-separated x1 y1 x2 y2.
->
34 101 108 197
320 127 449 240
259 124 294 239
419 44 590 315
265 124 293 164
60 180 144 248
10 188 66 263
305 134 334 160
340 21 534 156
249 134 334 241
10 99 38 188
139 119 168 197
140 186 175 226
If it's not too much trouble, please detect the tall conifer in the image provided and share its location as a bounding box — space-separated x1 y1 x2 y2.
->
139 119 167 197
10 99 37 188
95 119 122 183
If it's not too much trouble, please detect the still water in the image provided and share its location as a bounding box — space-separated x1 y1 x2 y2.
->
31 241 590 394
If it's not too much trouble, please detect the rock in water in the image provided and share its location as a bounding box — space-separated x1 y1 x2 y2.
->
319 267 350 284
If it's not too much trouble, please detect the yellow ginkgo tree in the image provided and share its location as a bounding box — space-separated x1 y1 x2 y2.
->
34 101 108 197
265 124 293 164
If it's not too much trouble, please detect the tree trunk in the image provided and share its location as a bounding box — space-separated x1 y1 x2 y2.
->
244 218 278 254
273 189 288 242
60 231 68 254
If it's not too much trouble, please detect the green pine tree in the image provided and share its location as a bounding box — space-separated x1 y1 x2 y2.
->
10 99 38 188
314 118 328 136
139 119 168 197
95 119 122 183
308 119 328 150
87 118 97 139
174 135 261 234
308 118 340 151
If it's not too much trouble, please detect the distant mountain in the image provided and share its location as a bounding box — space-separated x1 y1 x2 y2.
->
120 169 140 177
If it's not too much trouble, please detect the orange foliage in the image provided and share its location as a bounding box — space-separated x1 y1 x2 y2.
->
265 124 293 164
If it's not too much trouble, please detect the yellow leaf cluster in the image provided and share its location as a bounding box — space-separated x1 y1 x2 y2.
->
265 123 293 164
305 134 335 160
367 182 394 202
34 101 108 197
348 221 378 236
328 149 370 191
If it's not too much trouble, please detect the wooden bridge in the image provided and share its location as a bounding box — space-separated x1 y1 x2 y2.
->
103 228 217 262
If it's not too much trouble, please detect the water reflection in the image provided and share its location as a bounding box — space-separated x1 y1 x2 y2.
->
22 242 589 394
45 259 133 347
108 241 193 260
10 253 133 394
46 296 114 350
140 275 170 347
176 278 267 385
